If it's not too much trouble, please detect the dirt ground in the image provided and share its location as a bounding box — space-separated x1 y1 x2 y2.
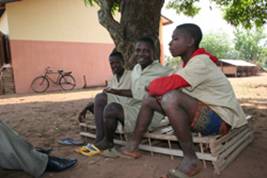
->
0 73 267 178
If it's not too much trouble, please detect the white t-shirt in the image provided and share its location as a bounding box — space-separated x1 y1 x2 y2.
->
107 70 132 104
131 61 174 100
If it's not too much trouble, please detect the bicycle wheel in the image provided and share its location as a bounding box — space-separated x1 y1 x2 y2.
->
31 76 49 93
59 75 76 90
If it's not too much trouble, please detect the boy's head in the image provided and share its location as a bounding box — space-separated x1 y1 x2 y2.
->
134 36 155 69
169 23 202 57
109 50 124 75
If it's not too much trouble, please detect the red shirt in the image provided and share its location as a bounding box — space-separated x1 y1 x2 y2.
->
147 48 218 96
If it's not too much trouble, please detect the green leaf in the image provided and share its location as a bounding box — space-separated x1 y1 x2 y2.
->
167 0 267 29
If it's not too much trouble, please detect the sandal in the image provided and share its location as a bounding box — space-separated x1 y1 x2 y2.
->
58 137 84 146
75 143 101 157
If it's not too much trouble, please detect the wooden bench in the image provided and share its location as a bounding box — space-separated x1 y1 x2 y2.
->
79 116 253 175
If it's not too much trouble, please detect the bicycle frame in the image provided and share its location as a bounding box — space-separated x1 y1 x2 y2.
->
43 67 64 85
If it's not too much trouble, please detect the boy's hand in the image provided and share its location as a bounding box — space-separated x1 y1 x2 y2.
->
103 87 114 93
78 108 87 122
78 102 94 122
103 87 120 95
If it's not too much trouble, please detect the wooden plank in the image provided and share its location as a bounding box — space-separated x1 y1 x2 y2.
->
81 123 217 143
80 132 96 139
143 132 216 143
149 125 173 134
115 139 217 161
168 140 174 160
211 126 248 148
215 134 253 173
213 161 221 175
212 133 253 175
217 131 253 161
246 115 252 120
198 133 207 168
211 128 251 155
80 123 125 134
80 132 217 161
80 123 96 130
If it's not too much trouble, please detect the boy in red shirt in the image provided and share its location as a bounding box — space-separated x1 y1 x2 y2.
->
121 23 247 178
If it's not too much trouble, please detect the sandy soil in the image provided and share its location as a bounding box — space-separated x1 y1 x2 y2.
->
0 73 267 178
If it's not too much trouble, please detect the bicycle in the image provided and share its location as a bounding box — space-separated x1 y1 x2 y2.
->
31 67 76 93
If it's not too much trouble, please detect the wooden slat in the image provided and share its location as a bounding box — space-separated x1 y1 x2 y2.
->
143 132 216 143
246 115 252 120
81 123 217 143
198 133 207 168
215 134 253 173
80 123 125 134
210 126 248 148
149 125 173 134
211 128 251 155
217 131 253 161
80 120 252 147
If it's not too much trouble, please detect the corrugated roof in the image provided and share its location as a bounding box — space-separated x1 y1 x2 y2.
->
220 59 257 67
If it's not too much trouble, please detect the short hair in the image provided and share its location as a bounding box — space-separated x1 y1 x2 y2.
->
136 36 155 51
109 50 124 62
175 23 203 47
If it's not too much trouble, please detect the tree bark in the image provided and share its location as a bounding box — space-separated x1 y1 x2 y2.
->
97 0 165 69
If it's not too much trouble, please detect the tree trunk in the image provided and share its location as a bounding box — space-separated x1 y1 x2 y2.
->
97 0 165 69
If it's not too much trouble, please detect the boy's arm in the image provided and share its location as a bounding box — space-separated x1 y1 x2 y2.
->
103 88 133 97
147 74 190 96
78 102 94 122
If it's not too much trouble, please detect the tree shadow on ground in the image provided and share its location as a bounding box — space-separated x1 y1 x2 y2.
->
0 97 267 178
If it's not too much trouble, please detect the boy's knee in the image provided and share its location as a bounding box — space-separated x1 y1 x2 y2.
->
142 95 156 107
161 90 182 109
95 92 107 104
104 103 123 119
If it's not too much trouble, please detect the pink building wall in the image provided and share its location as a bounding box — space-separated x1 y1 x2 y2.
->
10 40 114 93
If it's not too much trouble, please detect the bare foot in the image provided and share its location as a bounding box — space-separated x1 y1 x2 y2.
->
120 141 142 159
121 141 136 152
178 157 203 177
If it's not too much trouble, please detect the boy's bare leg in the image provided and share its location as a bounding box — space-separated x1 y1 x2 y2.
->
161 90 202 176
94 93 107 142
122 95 164 152
95 103 124 150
